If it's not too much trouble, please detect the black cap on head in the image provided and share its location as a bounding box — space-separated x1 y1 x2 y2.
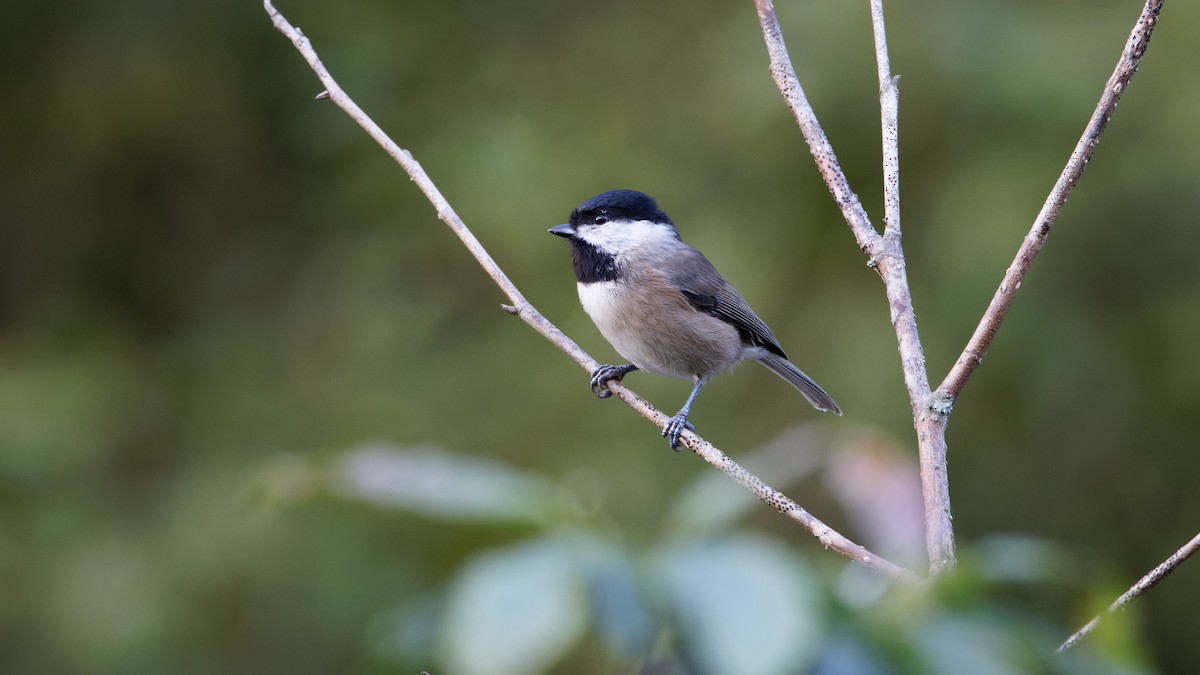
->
569 190 673 227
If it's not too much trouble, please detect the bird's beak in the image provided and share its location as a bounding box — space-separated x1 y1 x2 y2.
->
548 223 575 238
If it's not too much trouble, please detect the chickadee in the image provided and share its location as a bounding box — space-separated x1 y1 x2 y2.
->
549 189 841 449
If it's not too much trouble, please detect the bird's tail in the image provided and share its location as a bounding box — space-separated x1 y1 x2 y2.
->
757 353 843 415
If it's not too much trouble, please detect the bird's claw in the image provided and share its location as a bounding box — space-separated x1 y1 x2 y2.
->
662 415 695 451
590 364 631 399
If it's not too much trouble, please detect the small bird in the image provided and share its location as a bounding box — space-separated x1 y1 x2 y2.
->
549 189 841 449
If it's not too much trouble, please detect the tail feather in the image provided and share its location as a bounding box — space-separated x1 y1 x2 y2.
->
757 353 842 415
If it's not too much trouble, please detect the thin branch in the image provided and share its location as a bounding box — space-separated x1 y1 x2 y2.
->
752 0 879 254
263 0 918 584
937 0 1164 403
754 0 955 574
1058 530 1200 652
871 0 901 240
865 0 957 575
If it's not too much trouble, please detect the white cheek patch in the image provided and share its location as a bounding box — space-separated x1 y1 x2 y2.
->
576 219 675 257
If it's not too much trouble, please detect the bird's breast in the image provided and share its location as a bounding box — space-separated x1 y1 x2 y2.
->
576 279 742 380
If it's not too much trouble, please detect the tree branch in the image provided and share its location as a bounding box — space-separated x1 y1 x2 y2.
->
937 0 1164 402
263 0 918 584
871 0 900 240
754 0 955 574
1058 530 1200 652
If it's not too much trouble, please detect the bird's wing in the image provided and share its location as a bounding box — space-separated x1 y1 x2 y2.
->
668 247 788 359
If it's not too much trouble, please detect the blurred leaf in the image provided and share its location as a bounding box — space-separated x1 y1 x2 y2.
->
583 545 657 657
913 614 1028 675
439 534 587 675
327 442 568 525
655 533 824 675
663 424 826 538
811 633 893 675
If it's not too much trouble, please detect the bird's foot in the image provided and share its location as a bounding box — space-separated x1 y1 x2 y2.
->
590 364 637 399
662 414 695 451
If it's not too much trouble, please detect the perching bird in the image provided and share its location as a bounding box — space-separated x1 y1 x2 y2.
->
549 189 840 449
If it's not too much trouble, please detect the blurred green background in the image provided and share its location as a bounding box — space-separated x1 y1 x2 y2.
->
2 0 1198 672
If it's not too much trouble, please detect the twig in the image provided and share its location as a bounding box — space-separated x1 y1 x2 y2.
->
1058 530 1200 652
937 0 1164 402
263 0 917 584
870 0 900 240
754 0 955 574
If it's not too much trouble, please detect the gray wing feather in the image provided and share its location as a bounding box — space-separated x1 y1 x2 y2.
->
669 248 788 358
667 246 842 415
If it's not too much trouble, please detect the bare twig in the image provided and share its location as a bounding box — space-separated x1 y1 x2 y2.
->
754 0 955 574
871 0 900 240
263 0 917 583
1058 530 1200 652
937 0 1164 402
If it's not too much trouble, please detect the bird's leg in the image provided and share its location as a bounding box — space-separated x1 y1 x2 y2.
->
663 380 704 450
590 364 639 399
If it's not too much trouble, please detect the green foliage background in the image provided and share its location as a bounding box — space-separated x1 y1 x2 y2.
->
2 0 1198 672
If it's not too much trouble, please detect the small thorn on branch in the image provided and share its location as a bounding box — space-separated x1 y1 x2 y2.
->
315 90 330 100
500 303 518 315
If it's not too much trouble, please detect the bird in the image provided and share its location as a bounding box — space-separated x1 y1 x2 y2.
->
548 189 841 449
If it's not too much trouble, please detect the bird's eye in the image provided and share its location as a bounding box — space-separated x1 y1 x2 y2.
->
594 213 609 225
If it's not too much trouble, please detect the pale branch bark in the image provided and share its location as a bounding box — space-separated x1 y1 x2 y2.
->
1058 531 1200 652
870 0 900 240
754 0 955 574
864 0 959 576
264 0 918 584
936 0 1164 403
